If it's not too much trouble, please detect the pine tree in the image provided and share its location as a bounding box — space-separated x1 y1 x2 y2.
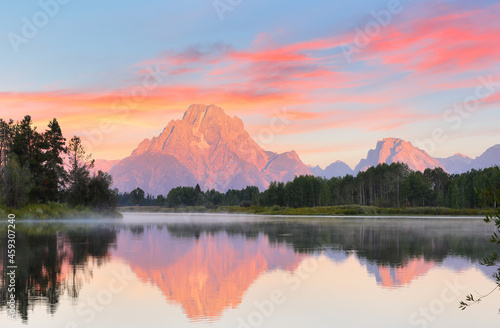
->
43 119 67 202
66 136 94 206
10 115 47 202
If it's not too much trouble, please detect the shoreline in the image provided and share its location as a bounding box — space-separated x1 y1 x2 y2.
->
117 205 491 217
0 203 122 220
1 204 491 220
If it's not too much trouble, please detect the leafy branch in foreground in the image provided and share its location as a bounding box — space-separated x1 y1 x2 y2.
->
460 166 500 312
460 288 500 311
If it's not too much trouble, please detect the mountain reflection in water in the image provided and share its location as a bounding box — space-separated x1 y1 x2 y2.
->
0 217 497 324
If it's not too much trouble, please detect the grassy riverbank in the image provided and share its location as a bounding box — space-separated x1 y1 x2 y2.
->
118 205 491 216
0 202 122 220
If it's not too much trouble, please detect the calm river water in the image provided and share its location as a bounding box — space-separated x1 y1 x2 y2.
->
1 213 500 328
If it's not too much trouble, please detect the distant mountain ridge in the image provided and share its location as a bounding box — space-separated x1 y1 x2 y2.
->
310 161 354 179
437 144 500 174
312 139 499 178
96 105 498 193
435 153 474 174
108 104 311 194
354 137 445 173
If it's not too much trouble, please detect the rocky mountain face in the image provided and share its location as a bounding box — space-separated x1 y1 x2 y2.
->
353 137 446 173
107 153 198 194
264 150 312 182
108 104 311 195
310 161 354 179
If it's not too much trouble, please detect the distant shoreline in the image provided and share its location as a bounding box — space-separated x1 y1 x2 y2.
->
117 205 490 217
3 204 489 219
1 203 122 220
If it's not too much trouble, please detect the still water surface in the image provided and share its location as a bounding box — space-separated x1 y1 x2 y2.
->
1 213 500 328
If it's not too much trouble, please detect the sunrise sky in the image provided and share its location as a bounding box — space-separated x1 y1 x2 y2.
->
1 0 499 168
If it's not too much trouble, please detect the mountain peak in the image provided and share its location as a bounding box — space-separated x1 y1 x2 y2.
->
355 138 445 173
471 144 500 169
436 153 474 174
378 137 412 147
182 104 226 125
109 104 311 194
380 137 403 143
427 145 499 174
313 160 354 178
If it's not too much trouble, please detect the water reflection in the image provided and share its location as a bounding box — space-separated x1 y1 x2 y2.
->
372 257 435 288
113 229 304 320
0 227 115 322
0 216 498 326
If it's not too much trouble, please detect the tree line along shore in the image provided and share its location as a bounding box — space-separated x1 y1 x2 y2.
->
117 163 499 216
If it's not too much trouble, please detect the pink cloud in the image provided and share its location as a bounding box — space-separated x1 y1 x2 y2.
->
3 2 498 160
480 90 500 105
360 2 500 74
